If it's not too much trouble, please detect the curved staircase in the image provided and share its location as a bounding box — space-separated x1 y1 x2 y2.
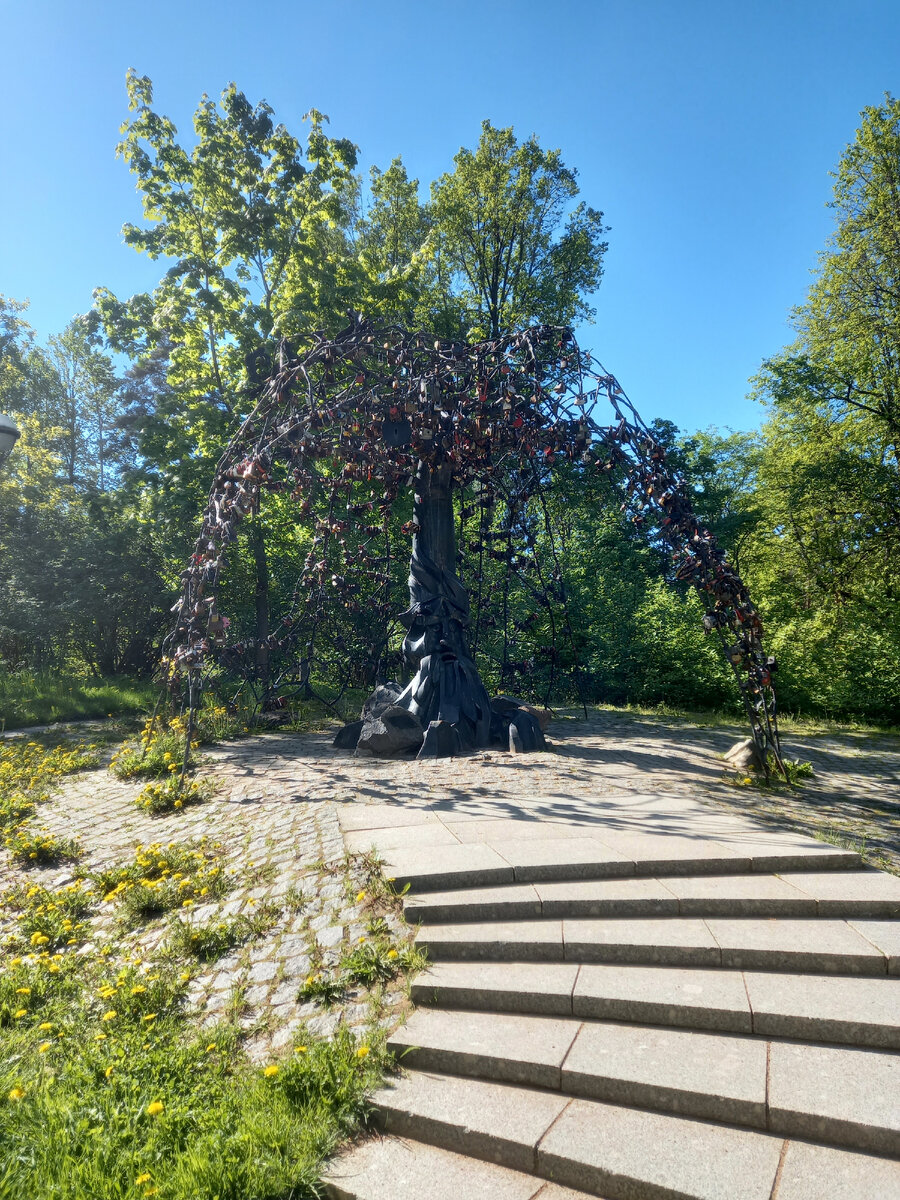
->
325 844 900 1199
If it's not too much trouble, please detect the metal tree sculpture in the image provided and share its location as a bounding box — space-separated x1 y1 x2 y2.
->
164 316 783 771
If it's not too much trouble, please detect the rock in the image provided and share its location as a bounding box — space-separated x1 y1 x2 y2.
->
360 682 403 721
490 694 552 731
418 719 462 759
332 719 364 750
356 705 424 758
509 709 547 753
724 737 766 771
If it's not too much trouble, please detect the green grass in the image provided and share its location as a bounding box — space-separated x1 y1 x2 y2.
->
582 700 900 738
0 671 158 731
0 740 407 1199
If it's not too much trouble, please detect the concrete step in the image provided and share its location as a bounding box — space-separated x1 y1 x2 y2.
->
411 961 900 1049
385 840 862 893
322 1132 596 1200
404 870 900 924
387 1009 900 1154
369 1071 900 1199
415 915 896 974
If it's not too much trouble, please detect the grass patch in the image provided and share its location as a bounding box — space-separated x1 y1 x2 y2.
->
94 841 231 927
297 971 345 1008
134 776 211 816
167 902 283 963
0 670 157 731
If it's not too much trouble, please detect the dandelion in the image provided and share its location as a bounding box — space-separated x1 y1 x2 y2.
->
94 1033 106 1041
263 1064 279 1077
38 1041 52 1053
356 1045 370 1059
205 1043 216 1052
146 1100 164 1116
143 1014 157 1023
135 1174 151 1186
295 1045 307 1054
38 1022 53 1031
13 1009 27 1019
131 985 147 995
8 1087 24 1101
105 1066 114 1078
101 1010 117 1022
355 890 366 903
15 987 30 995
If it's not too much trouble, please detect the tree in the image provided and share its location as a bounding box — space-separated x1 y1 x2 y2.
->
95 73 362 685
428 121 608 338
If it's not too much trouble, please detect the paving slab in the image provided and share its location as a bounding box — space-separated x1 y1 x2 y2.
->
411 962 580 1016
536 1098 783 1200
535 878 678 917
562 917 721 966
382 843 516 892
337 804 438 831
375 1071 569 1173
775 1141 900 1200
705 917 888 974
344 822 461 853
561 1021 767 1127
405 884 542 924
493 838 635 882
417 920 564 961
659 874 817 917
768 1040 900 1155
744 971 900 1048
388 1008 580 1089
578 832 754 876
848 919 900 974
779 870 900 916
573 963 753 1031
447 819 589 844
323 1135 548 1200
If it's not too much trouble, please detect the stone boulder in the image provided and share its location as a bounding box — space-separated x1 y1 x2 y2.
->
490 694 552 731
361 682 403 722
723 737 766 772
356 705 424 758
418 719 462 759
332 719 364 750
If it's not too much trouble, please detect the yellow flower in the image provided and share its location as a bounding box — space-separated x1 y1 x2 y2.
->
15 987 30 995
38 1042 51 1053
263 1064 280 1077
8 1087 24 1102
94 1033 106 1041
356 1046 370 1059
143 1014 156 1023
135 1173 151 1186
295 1045 307 1054
146 1100 164 1116
205 1043 216 1052
13 1009 27 1019
105 1065 114 1078
355 890 366 903
181 899 193 907
387 949 398 959
131 985 147 995
38 1022 53 1031
101 1011 117 1022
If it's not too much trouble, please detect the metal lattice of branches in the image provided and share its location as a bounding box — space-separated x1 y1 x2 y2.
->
163 316 782 772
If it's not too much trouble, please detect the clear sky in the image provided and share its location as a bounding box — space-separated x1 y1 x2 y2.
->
1 0 897 432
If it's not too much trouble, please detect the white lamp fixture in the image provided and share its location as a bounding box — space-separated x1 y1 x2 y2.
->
0 414 20 469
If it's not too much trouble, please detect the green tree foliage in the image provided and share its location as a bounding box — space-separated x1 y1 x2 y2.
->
428 121 608 338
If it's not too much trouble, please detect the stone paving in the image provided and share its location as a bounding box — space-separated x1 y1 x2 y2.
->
0 739 413 1063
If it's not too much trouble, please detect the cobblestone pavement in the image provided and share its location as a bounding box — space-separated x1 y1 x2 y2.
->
0 746 412 1064
2 708 896 1065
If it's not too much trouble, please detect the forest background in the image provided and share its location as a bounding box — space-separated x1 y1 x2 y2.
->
2 74 899 728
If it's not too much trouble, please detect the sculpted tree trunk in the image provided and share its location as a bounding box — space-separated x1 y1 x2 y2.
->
395 456 493 754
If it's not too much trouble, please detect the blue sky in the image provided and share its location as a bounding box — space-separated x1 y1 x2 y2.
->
1 0 897 432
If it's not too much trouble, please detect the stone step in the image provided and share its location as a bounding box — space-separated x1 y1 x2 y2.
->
385 840 862 893
411 960 900 1049
414 915 896 974
369 1071 900 1199
404 870 900 924
322 1132 596 1200
387 1010 900 1154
